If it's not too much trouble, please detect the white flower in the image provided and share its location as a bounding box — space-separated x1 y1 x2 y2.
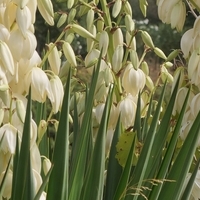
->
0 123 19 154
25 66 53 103
122 63 146 96
94 103 118 129
188 49 200 86
49 75 64 113
117 94 137 129
0 169 12 199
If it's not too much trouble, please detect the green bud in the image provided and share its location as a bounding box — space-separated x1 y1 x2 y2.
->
139 0 148 17
57 13 67 28
65 32 75 44
0 84 9 91
97 18 104 32
146 76 154 91
166 49 180 61
38 120 47 144
99 30 109 57
67 8 76 24
130 50 139 70
112 0 122 18
154 47 167 60
125 14 135 32
67 0 74 9
141 61 149 75
141 31 154 49
86 9 94 30
164 61 173 68
62 42 77 67
71 23 96 39
124 1 132 16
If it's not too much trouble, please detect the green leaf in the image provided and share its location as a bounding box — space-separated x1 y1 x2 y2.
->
0 156 12 198
149 87 191 200
11 88 32 200
46 69 71 200
81 86 113 200
181 159 200 200
158 111 200 200
104 116 123 200
125 82 167 200
68 50 102 200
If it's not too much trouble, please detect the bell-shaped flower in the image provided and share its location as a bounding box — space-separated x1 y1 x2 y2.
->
16 5 32 37
173 87 194 116
0 24 10 42
113 28 123 49
0 169 12 199
112 45 124 73
25 66 53 103
117 94 137 129
49 75 64 114
190 93 200 119
188 49 200 86
122 63 146 96
180 29 194 58
170 1 186 32
31 143 41 173
0 40 15 75
37 0 54 26
7 29 37 61
27 0 37 23
95 103 118 129
0 123 20 154
43 156 51 175
48 43 61 75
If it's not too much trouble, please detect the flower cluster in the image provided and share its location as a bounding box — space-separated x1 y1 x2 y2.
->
0 0 63 198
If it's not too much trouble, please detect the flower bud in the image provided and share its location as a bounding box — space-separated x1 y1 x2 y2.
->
104 67 113 87
112 0 122 18
141 31 155 49
130 50 139 70
113 28 123 49
67 0 74 9
62 41 77 67
71 23 96 39
57 13 67 28
38 120 47 144
139 0 148 17
16 99 26 123
161 66 173 83
125 14 135 32
124 1 132 16
37 0 54 26
0 40 15 75
141 61 149 75
16 6 31 37
99 30 109 57
43 157 51 176
112 45 124 73
64 32 74 44
97 18 104 32
67 8 76 23
48 43 61 75
164 61 173 68
0 84 9 91
87 25 96 52
86 9 94 30
154 47 167 60
146 76 154 91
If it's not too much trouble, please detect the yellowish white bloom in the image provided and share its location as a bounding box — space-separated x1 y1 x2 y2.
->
0 169 12 199
112 45 124 73
24 66 53 103
49 75 64 114
117 94 137 129
122 63 146 96
48 43 61 75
